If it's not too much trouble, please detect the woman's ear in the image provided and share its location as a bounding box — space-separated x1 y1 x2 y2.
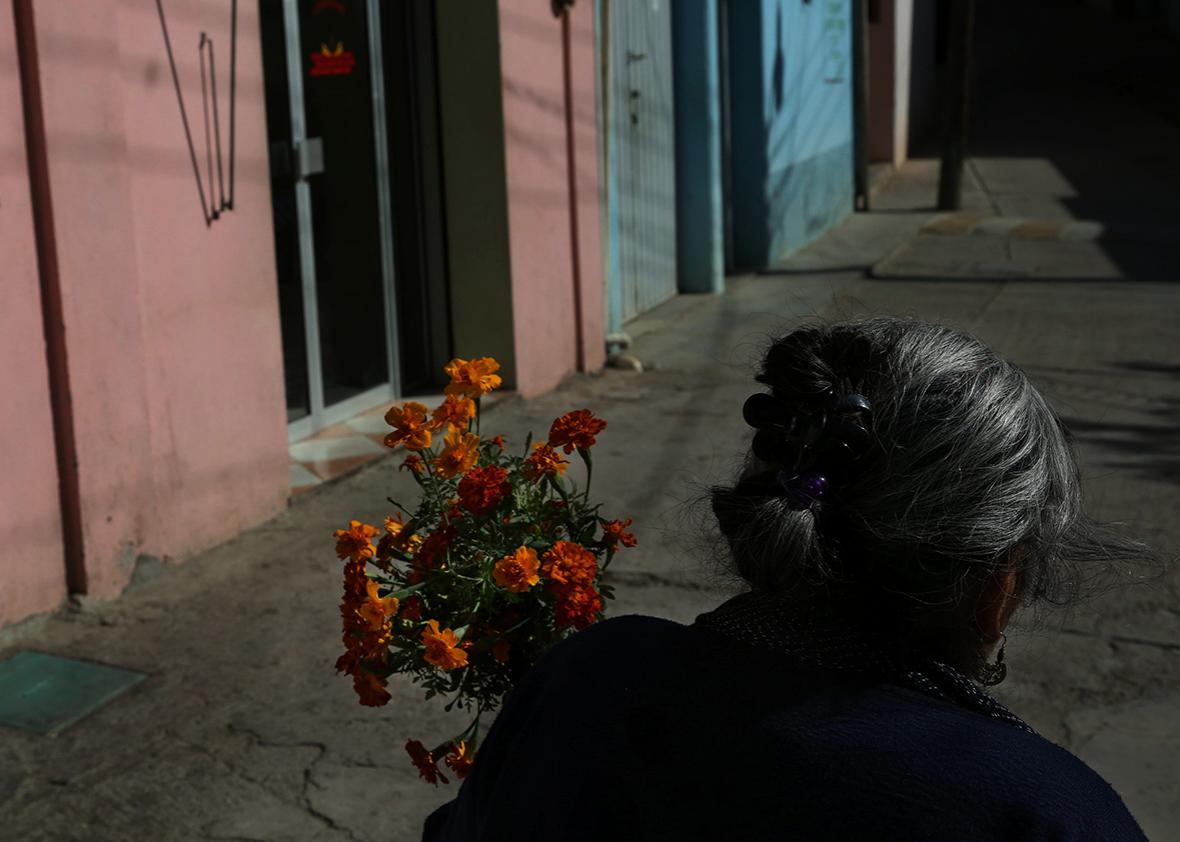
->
976 548 1026 642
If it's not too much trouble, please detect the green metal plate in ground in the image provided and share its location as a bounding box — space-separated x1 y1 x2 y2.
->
0 651 146 735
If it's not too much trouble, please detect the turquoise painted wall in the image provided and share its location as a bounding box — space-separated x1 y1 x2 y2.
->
673 0 724 295
728 0 854 269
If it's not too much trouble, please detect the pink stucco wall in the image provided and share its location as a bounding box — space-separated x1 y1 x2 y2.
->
0 8 68 626
498 1 605 399
31 0 288 600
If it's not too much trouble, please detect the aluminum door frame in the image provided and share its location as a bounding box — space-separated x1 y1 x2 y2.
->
283 0 400 444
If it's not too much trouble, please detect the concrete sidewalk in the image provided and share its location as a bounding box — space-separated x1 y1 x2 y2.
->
2 157 1178 839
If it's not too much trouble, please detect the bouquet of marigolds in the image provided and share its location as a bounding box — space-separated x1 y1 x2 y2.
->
332 357 636 785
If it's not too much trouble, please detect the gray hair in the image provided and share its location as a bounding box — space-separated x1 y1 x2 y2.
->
711 317 1151 664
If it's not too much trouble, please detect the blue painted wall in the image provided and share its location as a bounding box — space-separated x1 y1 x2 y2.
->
728 0 855 269
673 0 724 295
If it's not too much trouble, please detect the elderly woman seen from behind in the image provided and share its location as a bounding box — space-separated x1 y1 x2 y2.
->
424 317 1149 841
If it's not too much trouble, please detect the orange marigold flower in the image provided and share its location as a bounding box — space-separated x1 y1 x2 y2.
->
602 518 637 549
548 409 607 454
406 739 449 786
357 579 399 632
523 442 568 480
493 546 541 593
541 540 599 589
458 465 511 515
444 357 502 399
432 394 476 430
383 402 435 450
353 669 392 707
491 639 511 664
400 454 424 474
384 514 423 551
334 520 380 562
552 584 603 630
422 620 469 671
434 429 480 478
444 741 475 779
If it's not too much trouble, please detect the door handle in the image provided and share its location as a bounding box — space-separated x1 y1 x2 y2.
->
294 137 324 180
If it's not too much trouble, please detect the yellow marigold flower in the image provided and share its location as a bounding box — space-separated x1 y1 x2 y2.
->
334 520 380 562
434 429 480 478
357 579 399 632
422 619 469 671
384 514 424 553
444 741 475 779
383 402 435 451
444 357 502 399
541 540 598 588
493 546 541 593
432 394 476 430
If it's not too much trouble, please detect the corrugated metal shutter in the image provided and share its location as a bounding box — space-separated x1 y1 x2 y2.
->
610 0 676 324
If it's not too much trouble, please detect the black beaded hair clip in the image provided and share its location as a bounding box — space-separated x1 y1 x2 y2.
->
741 389 874 510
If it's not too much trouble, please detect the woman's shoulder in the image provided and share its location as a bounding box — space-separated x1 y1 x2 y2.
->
813 683 1147 840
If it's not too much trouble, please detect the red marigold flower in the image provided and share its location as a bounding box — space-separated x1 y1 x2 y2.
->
400 454 424 474
406 739 449 786
458 465 511 515
548 409 607 454
490 435 505 449
334 520 379 562
444 741 475 779
491 639 511 664
401 594 423 622
602 518 637 549
552 584 603 630
416 526 455 568
353 669 392 707
541 540 599 589
523 442 568 480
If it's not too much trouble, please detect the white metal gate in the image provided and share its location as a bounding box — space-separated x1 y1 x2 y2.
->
606 0 677 326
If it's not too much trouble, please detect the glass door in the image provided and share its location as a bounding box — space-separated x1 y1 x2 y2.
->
260 0 400 441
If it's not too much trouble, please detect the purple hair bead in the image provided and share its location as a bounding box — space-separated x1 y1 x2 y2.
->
777 470 829 509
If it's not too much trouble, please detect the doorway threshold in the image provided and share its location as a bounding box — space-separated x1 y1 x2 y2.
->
288 393 510 496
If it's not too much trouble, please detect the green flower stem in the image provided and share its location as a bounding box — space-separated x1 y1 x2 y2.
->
578 447 593 503
391 581 428 600
444 663 475 712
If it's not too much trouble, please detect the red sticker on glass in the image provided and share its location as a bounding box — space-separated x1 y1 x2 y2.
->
310 42 355 77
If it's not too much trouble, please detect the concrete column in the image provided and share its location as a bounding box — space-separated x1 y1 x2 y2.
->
673 0 724 295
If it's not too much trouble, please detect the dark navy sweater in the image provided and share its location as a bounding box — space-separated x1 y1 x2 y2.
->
423 615 1146 841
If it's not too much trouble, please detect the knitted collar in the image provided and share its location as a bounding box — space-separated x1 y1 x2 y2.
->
692 590 1034 734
